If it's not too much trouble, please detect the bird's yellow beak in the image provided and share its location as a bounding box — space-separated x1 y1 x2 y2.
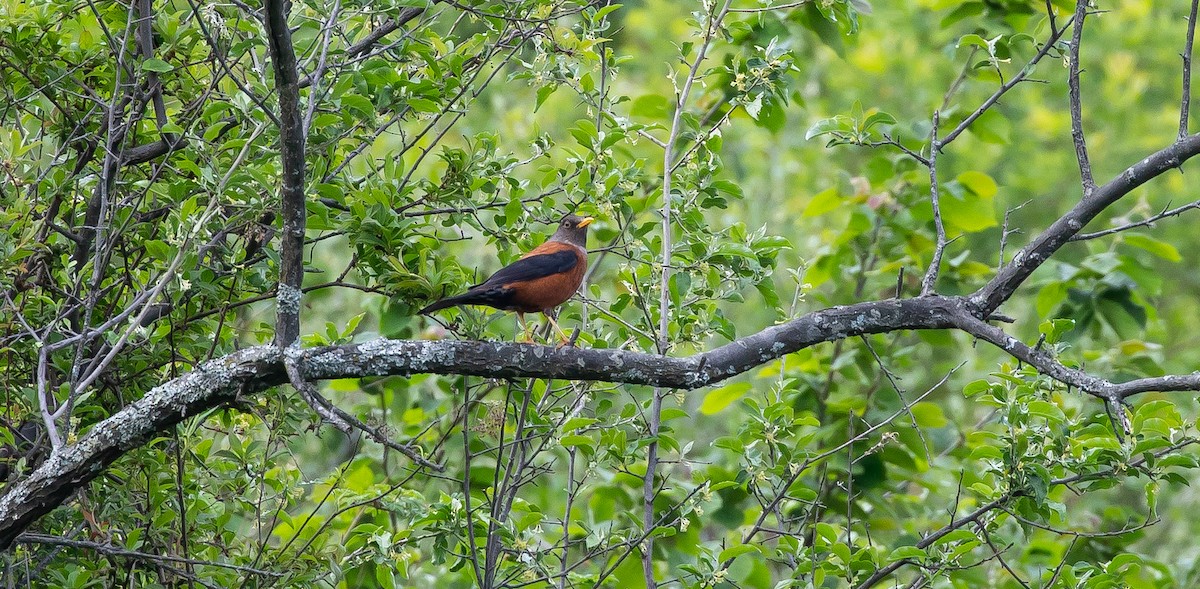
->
577 217 595 228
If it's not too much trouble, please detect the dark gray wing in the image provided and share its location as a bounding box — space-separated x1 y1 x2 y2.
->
475 249 578 288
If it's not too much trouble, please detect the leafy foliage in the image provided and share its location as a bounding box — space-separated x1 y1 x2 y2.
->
3 0 1200 588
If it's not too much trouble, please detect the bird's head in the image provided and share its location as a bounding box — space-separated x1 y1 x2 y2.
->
550 214 594 248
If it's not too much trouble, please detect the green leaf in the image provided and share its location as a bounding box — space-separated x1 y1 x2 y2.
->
1035 281 1069 317
910 402 947 428
535 85 557 112
805 116 853 141
942 3 985 28
969 445 1003 461
717 544 758 562
956 170 998 199
562 417 599 433
569 120 599 148
341 94 375 118
560 434 595 449
862 111 896 130
957 34 990 51
963 379 993 397
631 94 670 120
142 58 173 73
375 565 396 589
1123 233 1182 262
969 482 994 497
1027 400 1064 424
1038 318 1075 344
669 272 690 307
942 186 997 233
700 382 752 415
755 99 787 133
145 240 171 262
887 546 925 562
799 4 845 57
803 187 842 217
661 407 690 421
407 97 439 113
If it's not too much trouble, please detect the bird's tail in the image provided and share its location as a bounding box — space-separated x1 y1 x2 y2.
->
417 292 475 315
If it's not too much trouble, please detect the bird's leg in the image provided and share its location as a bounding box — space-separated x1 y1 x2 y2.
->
516 312 534 343
544 311 573 347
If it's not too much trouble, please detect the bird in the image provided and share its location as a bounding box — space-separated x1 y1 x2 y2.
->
418 214 594 343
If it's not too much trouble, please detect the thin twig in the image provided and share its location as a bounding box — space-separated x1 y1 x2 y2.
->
997 200 1031 267
1068 0 1095 195
1045 0 1059 35
921 111 945 296
860 336 930 463
1182 0 1199 139
729 0 810 12
15 533 282 577
976 524 1031 589
283 354 444 471
1069 199 1200 240
940 19 1073 147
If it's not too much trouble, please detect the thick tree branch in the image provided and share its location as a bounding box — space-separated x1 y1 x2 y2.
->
1 291 1198 549
0 296 958 549
0 345 279 550
264 0 307 347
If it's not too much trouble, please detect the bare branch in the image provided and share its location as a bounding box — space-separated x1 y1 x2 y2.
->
1182 0 1199 139
729 0 811 13
348 8 423 60
939 21 1072 147
1068 1 1095 194
283 353 442 470
1045 0 1060 35
120 135 189 165
972 132 1200 313
1069 199 1200 241
950 311 1200 401
921 111 945 295
264 0 307 347
14 533 283 577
